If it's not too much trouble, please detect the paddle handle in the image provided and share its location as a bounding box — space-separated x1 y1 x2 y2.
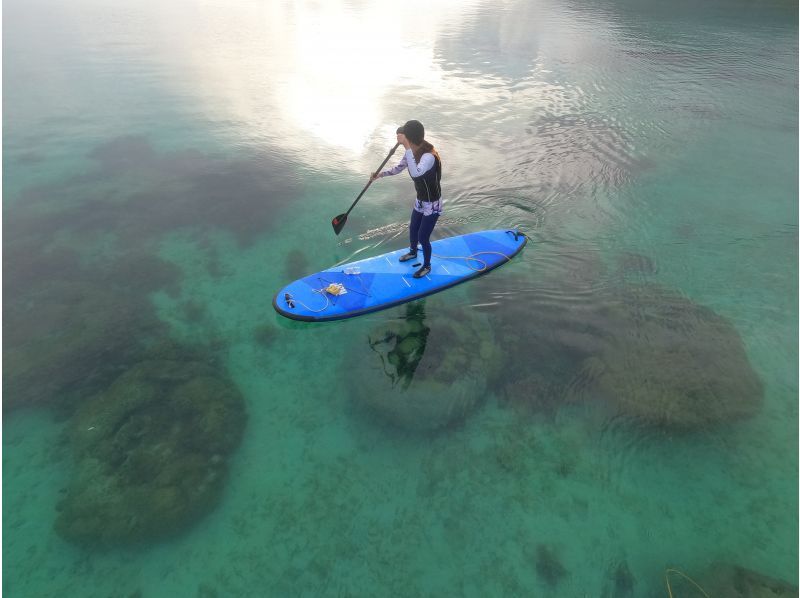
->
342 142 401 218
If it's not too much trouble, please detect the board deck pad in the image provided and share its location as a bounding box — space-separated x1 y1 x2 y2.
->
273 229 527 322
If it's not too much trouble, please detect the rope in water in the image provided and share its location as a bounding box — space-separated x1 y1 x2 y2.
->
665 568 710 598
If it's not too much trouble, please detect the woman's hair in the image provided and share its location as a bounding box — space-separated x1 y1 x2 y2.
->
413 140 438 163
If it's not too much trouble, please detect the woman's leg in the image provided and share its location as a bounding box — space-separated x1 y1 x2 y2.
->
418 213 439 267
408 208 423 253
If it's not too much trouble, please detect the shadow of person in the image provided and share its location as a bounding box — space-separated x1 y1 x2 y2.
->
351 301 495 432
367 300 430 389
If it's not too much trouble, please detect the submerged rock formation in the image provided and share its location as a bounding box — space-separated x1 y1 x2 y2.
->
55 355 246 546
580 284 763 429
534 543 569 587
691 563 797 597
477 259 763 429
347 304 499 432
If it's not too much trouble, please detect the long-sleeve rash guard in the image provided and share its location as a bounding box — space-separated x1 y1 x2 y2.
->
379 149 442 216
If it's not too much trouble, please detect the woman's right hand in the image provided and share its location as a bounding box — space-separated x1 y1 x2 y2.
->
370 172 380 182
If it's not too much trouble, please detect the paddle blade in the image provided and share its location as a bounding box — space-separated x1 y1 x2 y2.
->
332 213 347 235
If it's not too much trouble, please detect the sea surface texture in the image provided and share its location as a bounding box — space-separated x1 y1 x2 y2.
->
3 0 798 595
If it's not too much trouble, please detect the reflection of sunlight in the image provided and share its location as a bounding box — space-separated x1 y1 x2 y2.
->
54 0 582 173
150 0 484 165
278 1 475 154
284 5 401 152
11 0 597 177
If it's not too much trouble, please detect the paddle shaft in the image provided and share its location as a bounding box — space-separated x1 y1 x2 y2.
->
342 142 401 219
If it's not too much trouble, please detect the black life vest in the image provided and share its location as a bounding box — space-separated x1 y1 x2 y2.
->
410 153 442 202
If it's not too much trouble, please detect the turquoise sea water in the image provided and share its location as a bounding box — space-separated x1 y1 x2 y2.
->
3 0 797 596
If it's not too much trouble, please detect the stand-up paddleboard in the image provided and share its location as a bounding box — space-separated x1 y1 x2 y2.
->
273 229 527 322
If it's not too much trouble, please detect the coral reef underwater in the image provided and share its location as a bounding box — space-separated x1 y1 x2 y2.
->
579 284 763 428
476 248 763 429
695 563 798 597
55 348 246 546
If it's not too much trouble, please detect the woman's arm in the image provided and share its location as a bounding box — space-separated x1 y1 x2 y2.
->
371 155 408 181
404 150 435 177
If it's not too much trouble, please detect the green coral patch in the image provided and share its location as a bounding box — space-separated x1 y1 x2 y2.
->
55 356 246 547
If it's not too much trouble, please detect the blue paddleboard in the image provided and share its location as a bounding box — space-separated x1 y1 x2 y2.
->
273 229 527 322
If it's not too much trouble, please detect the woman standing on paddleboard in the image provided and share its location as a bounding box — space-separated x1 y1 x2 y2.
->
370 120 442 279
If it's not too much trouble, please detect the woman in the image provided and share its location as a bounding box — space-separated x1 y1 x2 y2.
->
371 120 442 279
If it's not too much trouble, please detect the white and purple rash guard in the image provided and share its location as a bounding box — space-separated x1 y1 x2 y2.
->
379 149 443 216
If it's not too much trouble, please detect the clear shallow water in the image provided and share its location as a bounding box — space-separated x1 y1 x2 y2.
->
3 0 797 595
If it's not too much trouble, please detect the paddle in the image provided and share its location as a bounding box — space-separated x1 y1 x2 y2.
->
332 142 401 235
